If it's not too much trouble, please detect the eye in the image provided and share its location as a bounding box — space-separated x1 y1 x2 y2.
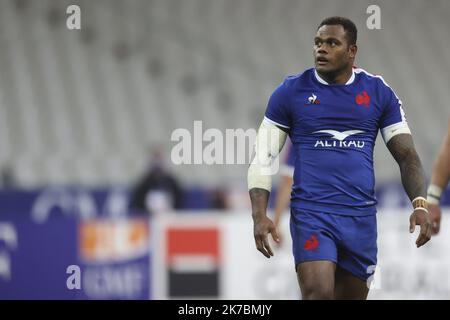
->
314 40 322 46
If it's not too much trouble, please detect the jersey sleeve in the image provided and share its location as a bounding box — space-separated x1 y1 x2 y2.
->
379 80 411 143
264 80 292 130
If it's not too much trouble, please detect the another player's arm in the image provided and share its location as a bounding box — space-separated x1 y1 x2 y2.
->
273 174 293 244
248 120 288 258
430 123 450 191
427 118 450 234
386 133 432 247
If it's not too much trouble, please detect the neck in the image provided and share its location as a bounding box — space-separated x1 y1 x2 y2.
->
317 67 353 85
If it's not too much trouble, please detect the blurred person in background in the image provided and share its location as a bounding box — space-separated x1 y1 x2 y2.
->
273 141 295 245
129 146 183 215
0 164 16 189
248 16 431 300
427 118 450 235
209 187 229 210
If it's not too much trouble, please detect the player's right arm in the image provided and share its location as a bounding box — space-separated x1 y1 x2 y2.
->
427 118 450 235
248 119 288 258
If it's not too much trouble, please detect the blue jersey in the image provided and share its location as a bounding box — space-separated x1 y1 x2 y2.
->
265 68 407 216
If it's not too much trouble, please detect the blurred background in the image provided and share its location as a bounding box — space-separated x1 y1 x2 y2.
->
0 0 449 299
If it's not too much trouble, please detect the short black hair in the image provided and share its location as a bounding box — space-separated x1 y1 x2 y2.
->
317 16 357 45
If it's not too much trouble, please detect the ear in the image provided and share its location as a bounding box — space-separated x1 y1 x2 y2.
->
349 44 358 59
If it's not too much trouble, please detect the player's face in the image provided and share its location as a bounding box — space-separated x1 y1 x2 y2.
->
313 25 356 76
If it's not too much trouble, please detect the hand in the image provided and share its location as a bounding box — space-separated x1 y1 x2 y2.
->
273 218 284 247
253 215 280 258
429 204 442 235
409 209 432 248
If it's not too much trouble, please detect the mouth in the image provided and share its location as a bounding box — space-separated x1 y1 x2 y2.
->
316 57 329 65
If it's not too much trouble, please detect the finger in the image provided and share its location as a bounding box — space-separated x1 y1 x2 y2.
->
427 222 433 240
430 212 437 234
259 247 270 258
415 223 427 246
274 230 283 247
409 215 416 233
435 220 441 234
270 227 280 243
435 215 441 234
262 235 273 257
431 221 438 235
254 236 270 258
416 223 431 248
431 218 440 235
415 233 425 247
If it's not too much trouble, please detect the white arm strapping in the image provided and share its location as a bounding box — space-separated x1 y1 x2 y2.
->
247 120 288 191
381 122 411 144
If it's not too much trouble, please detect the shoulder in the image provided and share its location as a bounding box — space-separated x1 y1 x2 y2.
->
278 68 314 90
354 67 395 92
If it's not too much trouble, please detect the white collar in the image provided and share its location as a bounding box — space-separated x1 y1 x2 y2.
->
314 68 355 85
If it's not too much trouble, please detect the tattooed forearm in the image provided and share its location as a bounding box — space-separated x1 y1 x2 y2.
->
249 188 270 220
399 154 427 200
387 134 427 200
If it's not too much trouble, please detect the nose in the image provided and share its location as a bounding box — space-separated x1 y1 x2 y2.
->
317 46 327 55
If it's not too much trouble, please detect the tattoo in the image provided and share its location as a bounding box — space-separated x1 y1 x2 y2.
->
249 188 270 220
387 134 427 200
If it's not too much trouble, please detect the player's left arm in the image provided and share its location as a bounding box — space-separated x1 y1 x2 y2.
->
386 133 432 247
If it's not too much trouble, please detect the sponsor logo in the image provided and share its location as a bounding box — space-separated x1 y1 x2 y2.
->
313 130 365 148
167 227 220 298
307 93 320 105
